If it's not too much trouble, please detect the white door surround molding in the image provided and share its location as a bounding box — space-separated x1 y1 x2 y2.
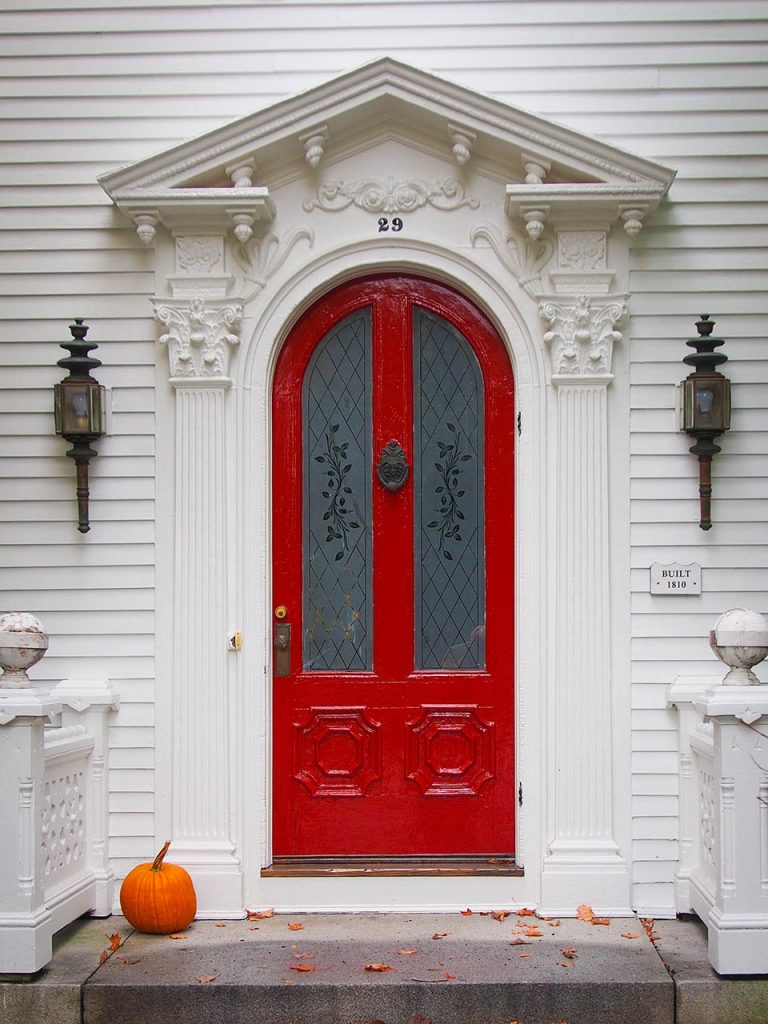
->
101 59 674 915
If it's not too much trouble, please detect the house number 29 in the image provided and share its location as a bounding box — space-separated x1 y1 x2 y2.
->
378 217 404 233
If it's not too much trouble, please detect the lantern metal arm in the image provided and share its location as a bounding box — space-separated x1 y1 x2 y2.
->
680 314 731 531
54 319 106 533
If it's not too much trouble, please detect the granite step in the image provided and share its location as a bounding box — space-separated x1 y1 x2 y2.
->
6 911 768 1024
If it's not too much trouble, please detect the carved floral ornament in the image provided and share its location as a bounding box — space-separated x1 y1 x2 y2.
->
154 296 242 381
303 177 480 214
539 294 629 380
557 231 606 271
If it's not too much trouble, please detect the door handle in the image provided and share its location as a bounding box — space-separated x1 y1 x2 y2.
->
274 622 291 677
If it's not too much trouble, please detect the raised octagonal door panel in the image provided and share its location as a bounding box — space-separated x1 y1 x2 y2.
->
272 275 515 857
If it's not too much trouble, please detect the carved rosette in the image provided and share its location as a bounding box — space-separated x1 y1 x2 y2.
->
154 296 242 381
539 294 628 380
557 231 606 271
175 236 223 274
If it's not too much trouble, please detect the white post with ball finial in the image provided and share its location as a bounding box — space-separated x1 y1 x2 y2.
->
688 609 768 974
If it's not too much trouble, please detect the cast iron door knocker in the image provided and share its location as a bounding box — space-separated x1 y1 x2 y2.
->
376 439 409 492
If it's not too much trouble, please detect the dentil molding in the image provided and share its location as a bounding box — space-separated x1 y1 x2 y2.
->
539 294 628 380
154 296 242 382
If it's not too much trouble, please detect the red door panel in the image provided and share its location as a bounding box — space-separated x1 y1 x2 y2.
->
272 275 515 857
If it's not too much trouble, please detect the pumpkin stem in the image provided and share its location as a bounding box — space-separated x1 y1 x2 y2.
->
151 840 172 871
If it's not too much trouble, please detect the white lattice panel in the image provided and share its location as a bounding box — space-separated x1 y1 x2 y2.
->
42 728 94 891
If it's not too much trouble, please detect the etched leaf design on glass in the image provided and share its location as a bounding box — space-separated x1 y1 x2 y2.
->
314 423 362 561
427 423 472 559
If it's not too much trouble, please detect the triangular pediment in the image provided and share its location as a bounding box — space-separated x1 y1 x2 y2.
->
100 58 674 237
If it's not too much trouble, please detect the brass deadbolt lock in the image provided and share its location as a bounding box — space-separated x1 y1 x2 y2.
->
274 605 288 620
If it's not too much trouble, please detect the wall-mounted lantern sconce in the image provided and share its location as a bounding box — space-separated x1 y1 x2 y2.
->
680 314 731 531
54 319 106 534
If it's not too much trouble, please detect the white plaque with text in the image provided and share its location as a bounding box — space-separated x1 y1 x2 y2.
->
651 562 702 594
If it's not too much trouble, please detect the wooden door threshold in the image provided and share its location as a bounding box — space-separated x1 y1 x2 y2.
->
262 856 522 877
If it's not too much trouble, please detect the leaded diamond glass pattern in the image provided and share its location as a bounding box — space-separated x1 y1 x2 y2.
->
414 308 485 669
303 311 372 671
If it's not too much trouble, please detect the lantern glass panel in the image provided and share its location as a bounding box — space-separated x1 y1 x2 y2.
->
683 377 731 433
54 382 104 436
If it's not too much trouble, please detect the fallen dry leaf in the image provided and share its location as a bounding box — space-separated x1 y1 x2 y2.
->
591 917 610 926
515 908 537 917
491 910 510 922
288 923 304 931
196 975 218 984
290 964 316 973
460 908 473 916
397 949 418 955
524 927 543 937
247 908 274 920
118 957 142 965
98 950 109 966
560 947 578 959
548 920 562 927
168 933 187 940
364 963 395 972
576 903 594 922
214 922 226 928
432 932 448 939
509 939 531 946
518 952 534 958
107 933 122 952
444 972 456 980
621 932 639 940
559 960 575 968
639 918 660 942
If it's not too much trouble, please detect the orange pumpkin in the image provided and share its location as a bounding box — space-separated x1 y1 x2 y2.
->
119 840 197 934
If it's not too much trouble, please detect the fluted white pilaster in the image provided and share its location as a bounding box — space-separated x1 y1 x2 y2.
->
169 379 242 915
157 291 244 916
539 295 631 914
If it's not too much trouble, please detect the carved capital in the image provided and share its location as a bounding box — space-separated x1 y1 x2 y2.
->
539 294 628 381
154 295 242 382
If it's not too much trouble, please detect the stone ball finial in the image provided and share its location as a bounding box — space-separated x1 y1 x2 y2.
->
0 612 49 688
710 607 768 686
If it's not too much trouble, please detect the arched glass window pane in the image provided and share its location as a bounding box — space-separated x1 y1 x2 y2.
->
414 308 485 670
303 310 372 671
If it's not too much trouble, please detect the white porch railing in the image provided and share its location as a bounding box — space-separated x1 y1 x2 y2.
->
670 674 768 974
0 679 118 975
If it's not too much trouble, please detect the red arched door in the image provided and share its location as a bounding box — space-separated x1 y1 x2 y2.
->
271 275 515 861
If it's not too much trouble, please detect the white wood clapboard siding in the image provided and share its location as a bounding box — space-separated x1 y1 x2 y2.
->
1 0 766 908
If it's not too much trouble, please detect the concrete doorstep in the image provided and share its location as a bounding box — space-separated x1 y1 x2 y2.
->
1 911 767 1024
